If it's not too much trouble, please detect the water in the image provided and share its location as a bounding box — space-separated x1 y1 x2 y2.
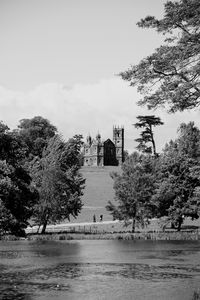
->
0 240 200 300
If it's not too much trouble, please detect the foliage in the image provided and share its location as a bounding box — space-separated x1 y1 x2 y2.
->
0 118 85 236
63 134 84 168
106 152 156 232
123 150 129 161
134 115 164 156
176 122 200 159
153 152 200 230
0 122 28 166
0 124 38 236
120 0 200 112
153 122 200 230
108 122 200 231
18 116 57 157
31 135 85 233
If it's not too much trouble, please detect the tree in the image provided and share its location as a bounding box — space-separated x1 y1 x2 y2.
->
153 122 200 230
0 161 38 236
123 150 129 161
120 0 200 112
31 135 85 234
176 122 200 159
18 116 57 157
153 150 200 231
106 152 156 232
0 122 28 166
134 115 164 156
63 134 84 168
0 123 38 236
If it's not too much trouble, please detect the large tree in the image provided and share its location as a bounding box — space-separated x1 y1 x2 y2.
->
0 122 28 166
153 122 200 230
31 134 85 234
120 0 200 112
18 116 57 158
134 115 164 156
176 122 200 159
62 134 84 168
0 123 38 236
106 152 156 232
107 122 200 232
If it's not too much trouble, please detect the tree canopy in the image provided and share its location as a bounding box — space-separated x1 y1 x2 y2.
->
120 0 200 112
0 117 85 236
134 115 164 156
106 152 156 232
108 122 200 231
18 116 57 157
0 123 38 236
31 134 85 234
153 126 200 230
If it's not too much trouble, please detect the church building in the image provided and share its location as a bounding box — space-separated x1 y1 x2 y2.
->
83 126 124 167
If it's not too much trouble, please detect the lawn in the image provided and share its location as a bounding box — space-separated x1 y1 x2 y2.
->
71 166 121 223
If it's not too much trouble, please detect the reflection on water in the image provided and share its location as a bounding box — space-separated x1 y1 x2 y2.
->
0 240 200 300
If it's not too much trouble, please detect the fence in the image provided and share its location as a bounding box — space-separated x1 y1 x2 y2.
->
26 221 124 235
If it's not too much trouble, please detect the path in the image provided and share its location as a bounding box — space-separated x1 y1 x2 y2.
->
26 220 120 234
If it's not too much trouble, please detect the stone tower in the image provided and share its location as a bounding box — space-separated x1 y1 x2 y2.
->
113 126 124 165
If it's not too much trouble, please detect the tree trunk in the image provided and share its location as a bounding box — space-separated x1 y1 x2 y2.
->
41 219 48 234
132 218 136 233
171 222 175 229
37 224 41 234
150 125 157 157
177 217 183 232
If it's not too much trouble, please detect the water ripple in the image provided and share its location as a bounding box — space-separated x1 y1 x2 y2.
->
1 262 200 299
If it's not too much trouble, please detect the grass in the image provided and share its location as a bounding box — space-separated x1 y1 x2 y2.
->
27 228 200 241
0 235 20 241
5 166 200 241
71 166 121 223
26 217 200 241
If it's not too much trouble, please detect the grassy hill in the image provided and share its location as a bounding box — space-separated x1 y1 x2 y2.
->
71 166 122 223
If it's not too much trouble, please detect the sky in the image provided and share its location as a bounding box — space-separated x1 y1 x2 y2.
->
0 0 200 153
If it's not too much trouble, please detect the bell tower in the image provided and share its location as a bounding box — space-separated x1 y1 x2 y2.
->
113 126 124 165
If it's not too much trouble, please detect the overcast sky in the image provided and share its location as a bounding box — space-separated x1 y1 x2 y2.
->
0 0 199 153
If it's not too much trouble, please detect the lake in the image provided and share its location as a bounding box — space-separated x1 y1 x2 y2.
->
0 239 200 300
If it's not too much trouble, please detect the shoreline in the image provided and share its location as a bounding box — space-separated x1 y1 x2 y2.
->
1 218 200 241
26 230 200 241
1 229 199 241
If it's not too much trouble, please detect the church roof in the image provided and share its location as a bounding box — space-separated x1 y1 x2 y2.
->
104 138 115 146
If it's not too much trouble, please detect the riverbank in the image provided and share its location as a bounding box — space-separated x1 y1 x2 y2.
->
24 218 200 241
25 229 200 241
1 218 200 241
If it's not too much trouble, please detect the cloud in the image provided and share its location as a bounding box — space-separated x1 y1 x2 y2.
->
0 78 200 153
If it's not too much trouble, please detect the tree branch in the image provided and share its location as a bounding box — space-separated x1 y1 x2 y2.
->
175 23 192 37
153 68 176 77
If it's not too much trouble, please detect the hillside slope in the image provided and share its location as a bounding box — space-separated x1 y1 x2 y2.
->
71 166 121 223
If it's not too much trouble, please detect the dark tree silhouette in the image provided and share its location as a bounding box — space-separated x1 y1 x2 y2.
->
134 115 164 157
